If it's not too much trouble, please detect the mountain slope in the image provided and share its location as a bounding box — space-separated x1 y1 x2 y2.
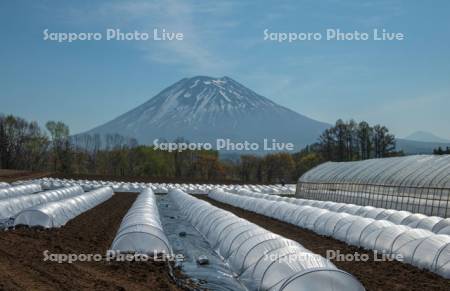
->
83 76 330 150
404 131 450 143
397 139 450 154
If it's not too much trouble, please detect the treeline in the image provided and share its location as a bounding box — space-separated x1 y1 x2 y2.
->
1 114 404 183
0 115 49 170
318 119 398 161
433 146 450 155
238 119 403 181
0 114 231 180
71 140 230 181
239 153 295 183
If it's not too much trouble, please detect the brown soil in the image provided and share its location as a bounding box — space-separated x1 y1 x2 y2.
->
0 193 184 291
197 196 450 291
0 169 51 183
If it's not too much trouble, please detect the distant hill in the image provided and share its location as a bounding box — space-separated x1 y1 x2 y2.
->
396 138 450 154
404 131 450 143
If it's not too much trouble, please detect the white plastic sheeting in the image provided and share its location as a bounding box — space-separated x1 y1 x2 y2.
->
219 184 296 196
0 186 84 220
28 178 148 193
209 189 450 279
297 155 450 217
170 189 364 291
110 188 171 255
395 234 450 272
14 187 113 228
29 177 296 195
300 155 450 188
0 183 41 200
233 188 450 235
432 218 450 235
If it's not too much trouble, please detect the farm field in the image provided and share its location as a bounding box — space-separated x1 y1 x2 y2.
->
3 1 450 290
196 196 450 291
0 170 50 183
0 178 449 290
0 192 182 291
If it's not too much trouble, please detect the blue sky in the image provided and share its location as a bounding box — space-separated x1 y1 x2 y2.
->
1 0 449 139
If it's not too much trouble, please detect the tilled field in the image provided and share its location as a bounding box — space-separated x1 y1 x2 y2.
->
0 193 182 291
197 196 450 291
0 170 50 183
1 190 449 291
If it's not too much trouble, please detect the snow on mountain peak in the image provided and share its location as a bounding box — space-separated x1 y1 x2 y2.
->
126 75 285 126
84 76 330 149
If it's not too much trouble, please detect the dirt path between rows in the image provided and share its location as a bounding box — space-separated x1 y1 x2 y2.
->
0 193 182 291
197 196 450 291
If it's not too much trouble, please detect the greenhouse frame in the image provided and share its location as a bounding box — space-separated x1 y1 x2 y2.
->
296 155 450 217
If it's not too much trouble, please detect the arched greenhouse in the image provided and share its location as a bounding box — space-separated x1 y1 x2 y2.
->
296 155 450 217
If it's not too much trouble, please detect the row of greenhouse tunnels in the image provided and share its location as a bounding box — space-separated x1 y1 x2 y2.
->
1 154 450 290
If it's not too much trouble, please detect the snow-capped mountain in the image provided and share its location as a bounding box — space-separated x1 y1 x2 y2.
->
82 76 329 151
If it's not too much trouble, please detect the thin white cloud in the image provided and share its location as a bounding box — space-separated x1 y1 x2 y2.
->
48 0 240 75
95 0 239 74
